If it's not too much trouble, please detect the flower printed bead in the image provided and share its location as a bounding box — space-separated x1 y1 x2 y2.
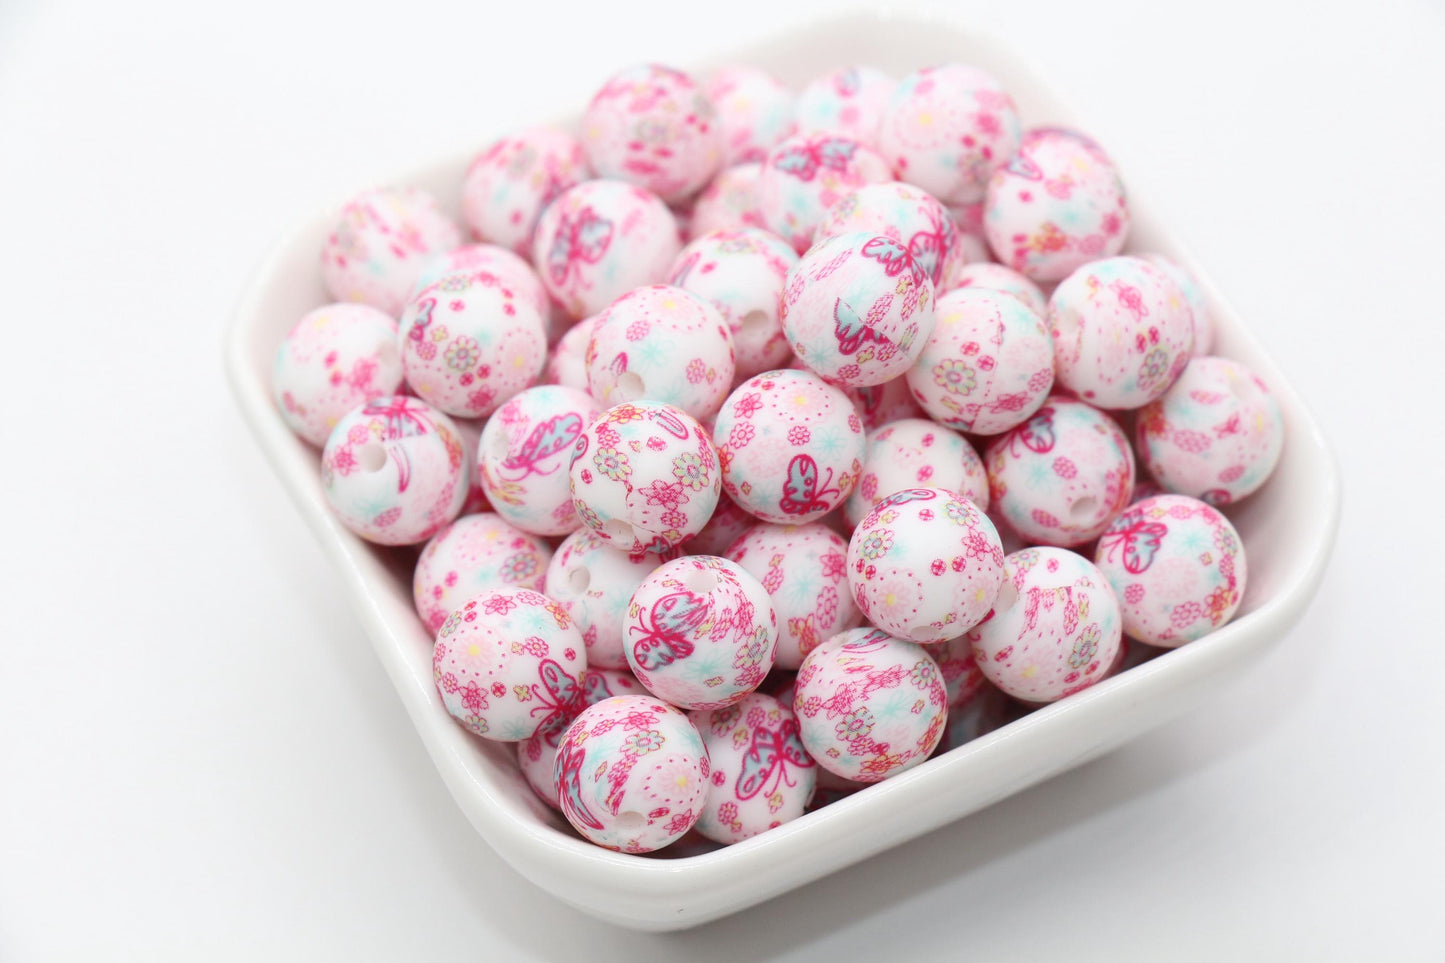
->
320 187 462 317
431 587 587 741
757 132 892 253
984 128 1130 282
413 513 553 634
845 418 989 528
546 314 595 392
921 634 987 708
272 303 403 446
1136 357 1284 505
713 369 865 525
813 181 965 290
321 395 468 545
794 66 894 149
545 527 668 670
412 243 551 322
1050 256 1195 409
532 179 682 319
943 261 1047 316
568 401 721 556
726 522 861 670
554 695 709 852
1094 494 1247 647
794 627 948 781
706 65 797 166
689 163 766 239
478 385 601 536
847 487 1005 643
1141 253 1213 355
691 693 816 843
967 547 1123 702
462 127 590 255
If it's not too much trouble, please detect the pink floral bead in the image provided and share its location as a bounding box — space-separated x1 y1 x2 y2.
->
691 692 816 843
757 132 892 253
841 374 925 430
689 163 766 239
1050 255 1195 409
462 128 590 255
431 587 587 741
921 633 987 708
794 627 948 782
845 418 989 528
984 127 1130 282
412 243 551 322
813 181 965 290
1136 357 1284 505
517 666 647 810
554 695 710 853
943 261 1047 316
581 64 722 204
272 303 403 446
713 369 865 525
478 385 601 536
966 546 1123 702
545 314 595 392
320 395 468 545
726 522 861 670
706 65 798 166
847 487 1005 643
320 187 462 317
794 66 894 149
685 491 757 556
1141 253 1214 355
545 527 668 670
569 401 722 556
880 64 1022 206
413 513 553 634
532 179 682 319
1094 494 1247 648
985 396 1135 547
585 284 736 422
905 287 1054 435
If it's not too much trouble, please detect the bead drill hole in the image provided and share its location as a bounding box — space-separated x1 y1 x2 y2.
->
1069 496 1098 519
376 342 399 367
603 519 636 544
567 566 591 595
615 372 646 401
906 622 933 640
683 567 718 595
615 811 645 830
357 443 387 472
738 310 769 336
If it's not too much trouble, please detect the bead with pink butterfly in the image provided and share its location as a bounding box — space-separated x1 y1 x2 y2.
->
545 527 669 671
320 186 462 317
844 417 989 529
517 666 647 810
272 302 404 447
691 692 816 843
477 385 601 536
756 131 892 253
461 127 590 257
413 512 553 634
814 181 967 291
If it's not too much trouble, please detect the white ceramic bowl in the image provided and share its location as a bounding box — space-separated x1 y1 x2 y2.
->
224 12 1340 931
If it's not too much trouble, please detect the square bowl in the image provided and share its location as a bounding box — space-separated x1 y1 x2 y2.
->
224 11 1341 932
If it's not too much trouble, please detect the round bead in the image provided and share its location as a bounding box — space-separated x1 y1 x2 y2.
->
668 228 798 381
545 527 667 670
478 385 601 536
461 128 590 255
985 396 1136 547
846 418 989 528
706 65 797 166
880 64 1022 206
413 513 553 634
794 66 894 148
757 132 892 253
847 487 1005 643
813 181 965 290
726 522 861 670
691 692 816 843
841 374 925 430
320 395 467 545
554 695 709 853
532 179 682 319
1094 494 1247 647
1136 357 1284 505
1141 253 1213 355
905 286 1054 435
984 127 1130 282
412 243 551 322
943 261 1047 316
431 587 587 741
320 187 462 317
581 64 722 204
781 230 936 387
921 634 987 708
966 547 1123 702
1049 256 1195 409
713 369 865 525
584 284 736 421
794 627 948 782
546 314 595 392
689 162 766 239
568 401 722 556
272 303 403 446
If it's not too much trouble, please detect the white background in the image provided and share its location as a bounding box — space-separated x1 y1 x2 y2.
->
3 0 1443 958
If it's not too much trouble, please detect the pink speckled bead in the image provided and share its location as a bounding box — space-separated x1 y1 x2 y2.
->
847 487 1005 643
757 132 892 253
905 287 1054 435
1094 494 1247 648
320 395 467 545
431 587 586 741
517 666 647 810
546 314 595 391
880 64 1022 206
794 627 948 782
706 65 797 166
943 261 1047 316
781 231 936 387
984 127 1130 282
1050 256 1195 409
967 546 1123 702
845 418 989 528
555 695 710 852
532 179 682 319
794 66 894 149
921 634 987 708
569 401 722 556
985 396 1135 547
320 187 462 317
477 385 601 536
413 513 553 634
685 491 758 556
462 128 590 256
545 528 668 670
691 692 816 843
1140 253 1214 355
841 374 925 430
713 369 865 525
689 163 766 239
412 243 551 322
1136 357 1284 506
726 522 861 670
272 303 403 446
814 181 965 290
581 64 722 204
585 285 736 421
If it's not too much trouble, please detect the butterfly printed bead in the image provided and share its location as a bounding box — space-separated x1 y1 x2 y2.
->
757 132 891 253
478 386 601 536
412 513 553 634
690 693 816 843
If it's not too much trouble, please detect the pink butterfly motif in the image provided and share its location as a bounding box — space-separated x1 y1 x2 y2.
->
860 235 929 288
529 658 585 733
779 454 841 517
1009 405 1056 456
832 297 888 356
1097 517 1168 574
735 718 814 800
556 740 604 831
772 136 858 182
546 205 613 286
499 413 585 481
630 590 707 671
